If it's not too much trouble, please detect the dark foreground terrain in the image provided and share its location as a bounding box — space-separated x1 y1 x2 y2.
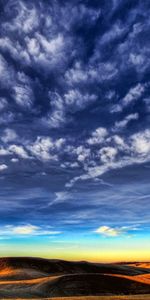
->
0 257 150 298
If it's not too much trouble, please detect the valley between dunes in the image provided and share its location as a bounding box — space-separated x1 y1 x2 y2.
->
0 258 149 298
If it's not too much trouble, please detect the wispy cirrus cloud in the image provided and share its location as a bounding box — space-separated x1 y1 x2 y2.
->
113 113 139 131
0 224 62 238
95 225 138 237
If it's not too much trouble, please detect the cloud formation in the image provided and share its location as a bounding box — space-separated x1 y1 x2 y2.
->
0 0 150 236
0 224 62 237
95 225 137 237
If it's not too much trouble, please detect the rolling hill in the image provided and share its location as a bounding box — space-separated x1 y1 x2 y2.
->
0 257 149 298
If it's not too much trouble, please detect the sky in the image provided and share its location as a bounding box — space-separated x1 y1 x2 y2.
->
0 0 150 262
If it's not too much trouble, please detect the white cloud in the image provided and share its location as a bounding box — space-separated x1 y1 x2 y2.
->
0 37 20 61
87 127 108 145
0 164 8 171
100 22 126 45
114 113 139 131
45 89 97 128
26 32 70 72
0 1 73 75
111 84 145 113
44 92 65 128
11 224 39 235
1 129 18 143
25 32 68 72
45 109 65 129
2 2 39 34
122 84 145 106
100 63 118 82
99 147 117 163
28 137 58 161
13 84 34 109
61 162 79 169
49 191 72 206
26 37 40 57
55 192 71 202
129 53 145 67
66 129 150 188
65 62 90 85
36 33 64 56
0 54 15 87
75 146 90 163
29 137 57 161
95 225 137 237
64 89 97 112
1 224 62 237
111 135 126 150
9 145 29 159
11 158 19 163
28 136 65 162
0 148 10 156
131 129 150 155
55 138 66 149
67 153 150 188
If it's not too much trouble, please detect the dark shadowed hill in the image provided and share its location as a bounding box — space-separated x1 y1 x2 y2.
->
0 257 149 278
38 274 150 297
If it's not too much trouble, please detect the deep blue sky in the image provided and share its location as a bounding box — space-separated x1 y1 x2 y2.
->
0 0 150 260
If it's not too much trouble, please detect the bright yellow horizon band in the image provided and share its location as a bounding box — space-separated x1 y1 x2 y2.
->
0 245 149 263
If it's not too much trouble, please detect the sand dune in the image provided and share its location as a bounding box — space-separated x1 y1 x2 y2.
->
126 263 150 269
0 273 149 298
0 257 149 277
0 257 149 298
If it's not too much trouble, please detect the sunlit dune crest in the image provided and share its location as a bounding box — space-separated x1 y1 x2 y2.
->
126 263 150 269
